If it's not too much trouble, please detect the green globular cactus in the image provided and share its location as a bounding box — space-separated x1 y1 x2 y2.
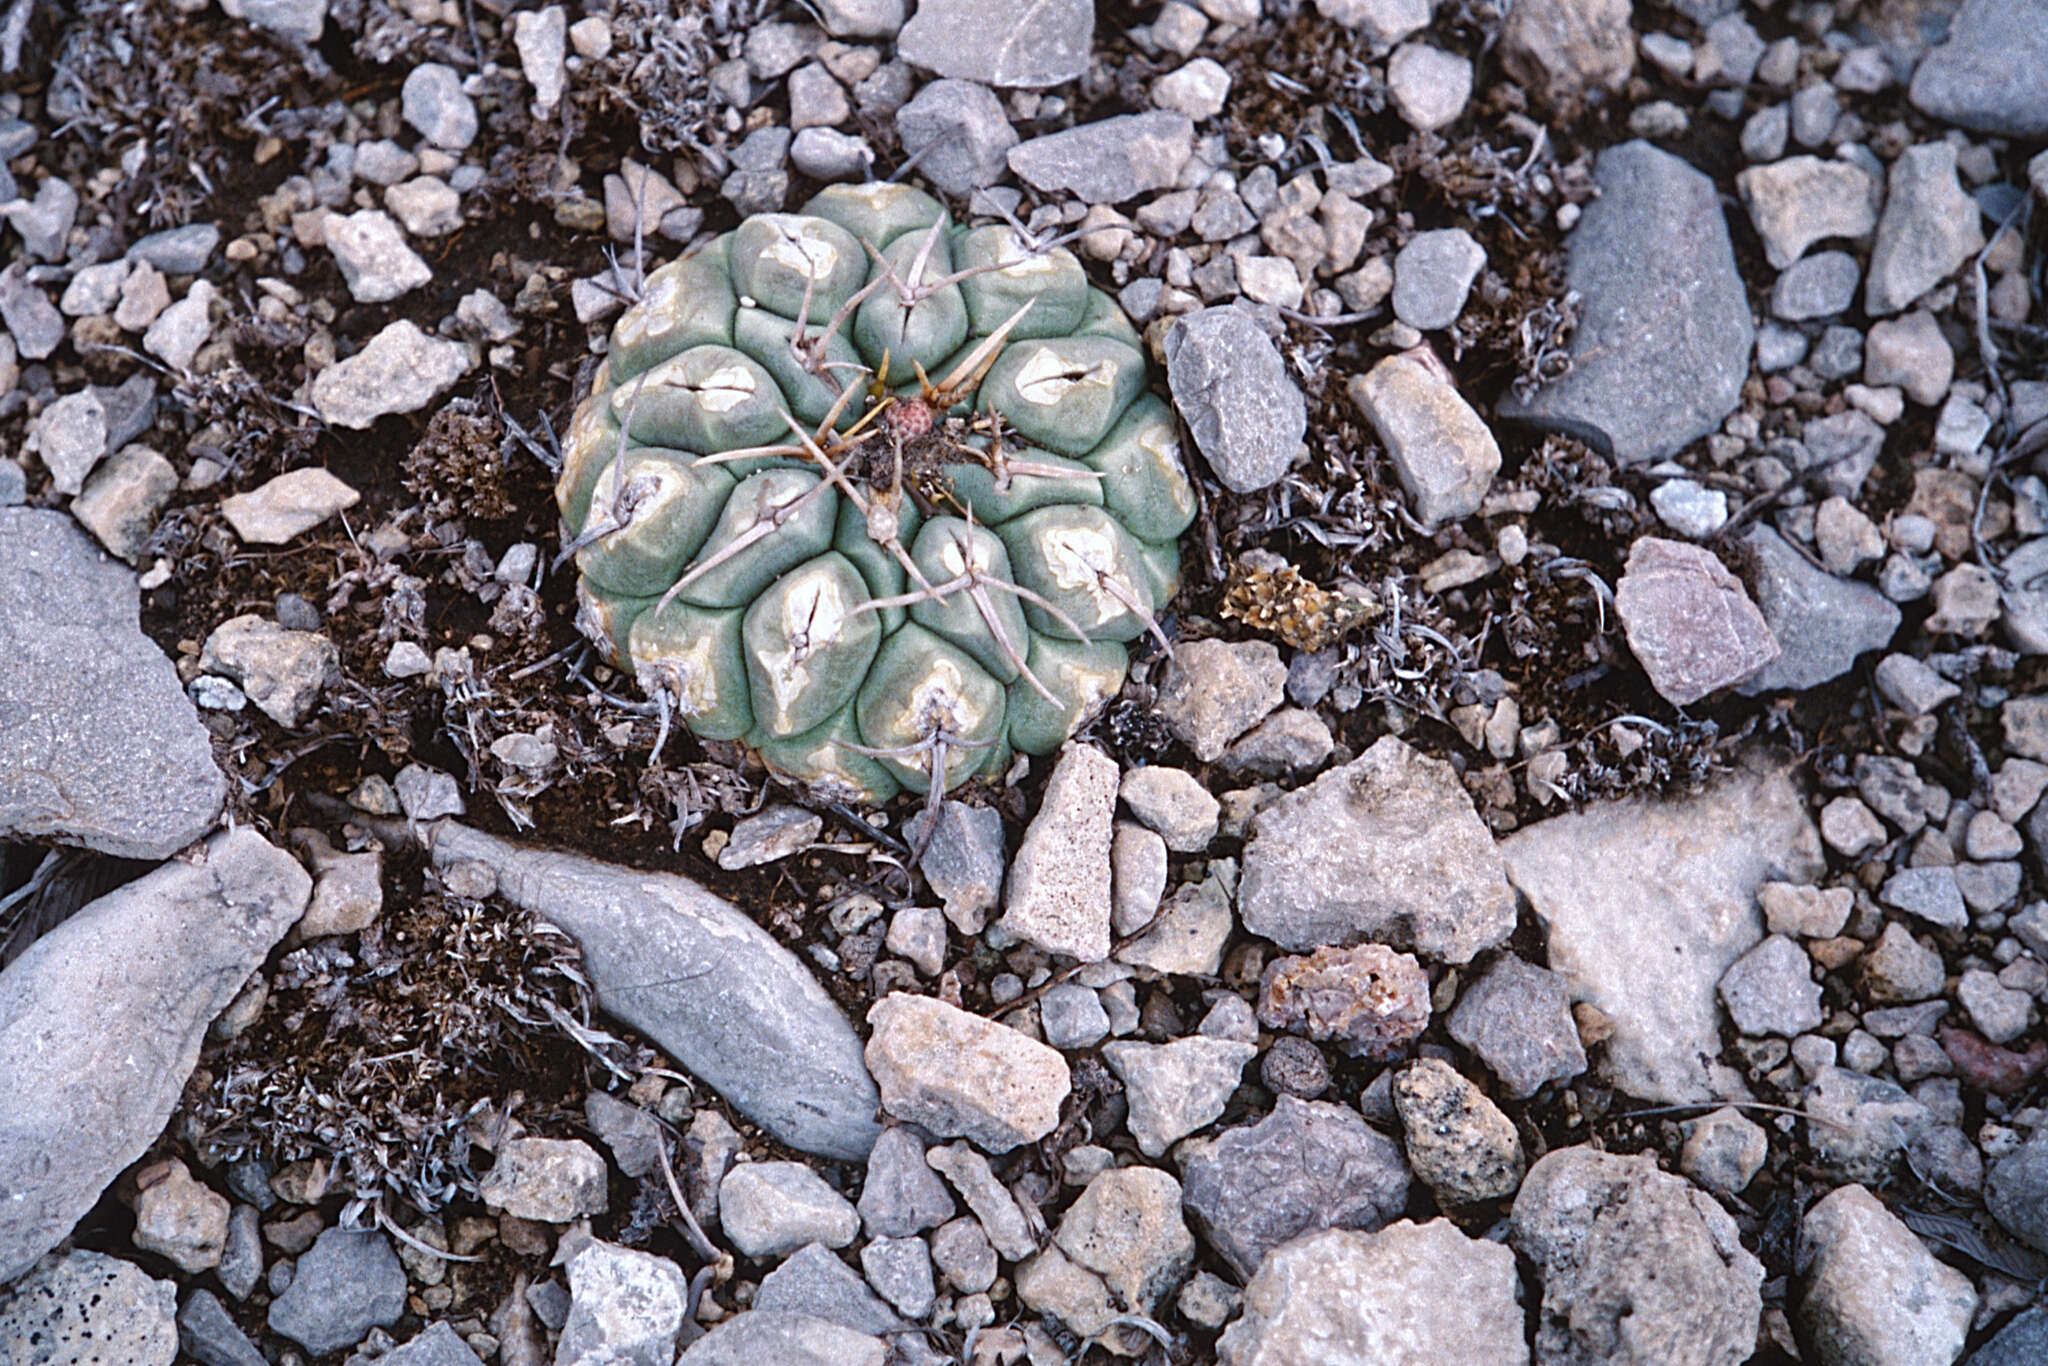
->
559 183 1196 803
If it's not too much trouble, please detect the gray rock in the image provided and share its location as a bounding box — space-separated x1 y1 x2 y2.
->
220 467 361 544
584 1091 664 1179
198 615 338 728
722 127 794 214
1873 653 1961 714
1009 112 1195 204
1802 1067 1931 1183
559 1241 692 1366
395 763 465 822
1447 953 1588 1099
133 1160 229 1273
1789 81 1839 147
814 0 905 38
1156 638 1287 760
1798 1184 1977 1366
1392 229 1486 330
897 0 1090 87
1865 143 1984 316
1178 1096 1409 1280
1501 752 1823 1103
0 831 306 1283
0 1251 176 1364
0 263 64 359
1512 1147 1763 1366
1986 1127 2048 1253
1909 0 2048 137
216 1206 261 1301
1119 766 1217 852
1386 43 1473 131
858 1126 954 1239
907 800 1004 935
383 1322 486 1366
1040 982 1111 1049
1879 865 1968 929
1650 478 1729 539
719 805 821 870
478 1137 607 1223
385 176 463 237
1216 1221 1526 1366
1969 1308 2048 1366
1616 537 1779 705
69 444 173 562
1737 526 1901 692
32 390 109 495
860 1237 934 1319
895 80 1016 197
177 1288 267 1366
3 177 76 261
61 259 131 316
1348 344 1503 527
143 280 216 371
925 1143 1034 1262
1000 744 1116 962
755 1242 905 1335
401 63 478 149
1102 1036 1256 1157
265 1229 406 1356
790 128 874 182
0 510 224 857
1163 306 1307 494
1117 870 1233 975
930 1216 996 1294
1734 155 1880 272
1316 0 1430 46
325 209 432 303
1499 141 1751 464
710 1164 853 1259
129 224 221 274
1958 968 2033 1045
1718 933 1823 1037
219 0 326 41
311 320 473 428
1043 1165 1193 1330
675 1311 885 1366
422 823 881 1160
1861 922 1945 1003
1239 735 1516 963
1802 408 1887 499
511 7 567 114
1679 1107 1768 1197
1772 250 1859 320
1218 707 1334 780
1392 1058 1525 1205
865 992 1067 1153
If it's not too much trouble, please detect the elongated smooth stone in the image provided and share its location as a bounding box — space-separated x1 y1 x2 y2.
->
423 823 881 1161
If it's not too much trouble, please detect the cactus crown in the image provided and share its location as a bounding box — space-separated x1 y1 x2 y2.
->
558 183 1195 804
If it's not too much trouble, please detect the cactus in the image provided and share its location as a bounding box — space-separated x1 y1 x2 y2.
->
560 183 1195 803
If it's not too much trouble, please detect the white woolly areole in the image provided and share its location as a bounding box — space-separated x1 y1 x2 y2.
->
756 564 855 731
1013 345 1114 406
1038 522 1124 625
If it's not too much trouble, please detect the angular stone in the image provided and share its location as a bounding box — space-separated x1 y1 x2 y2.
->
1735 156 1881 270
894 80 1017 197
1258 943 1430 1061
1501 0 1636 107
1348 345 1501 528
1155 638 1287 761
0 1251 176 1366
1737 526 1901 692
1798 1184 1976 1366
1392 1059 1525 1205
1866 143 1985 316
1008 113 1195 204
1217 1222 1528 1366
1615 537 1778 706
1102 1036 1256 1157
675 1311 884 1366
897 0 1091 88
310 320 472 429
1164 305 1307 494
132 1160 230 1273
1718 933 1824 1037
1000 744 1116 961
1500 752 1824 1103
1240 735 1515 962
265 1229 407 1356
324 209 432 303
1512 1147 1763 1366
221 467 361 544
0 509 225 858
198 615 338 728
558 1241 692 1366
924 1142 1033 1261
1178 1096 1409 1281
477 1138 606 1223
1909 0 2048 138
1392 229 1486 330
865 992 1068 1153
424 824 881 1161
1499 141 1751 464
1802 1066 1931 1183
1446 953 1588 1099
857 1126 954 1239
754 1242 904 1335
0 831 308 1284
1987 1127 2048 1253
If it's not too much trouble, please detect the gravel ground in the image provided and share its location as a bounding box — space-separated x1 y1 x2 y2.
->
1 0 2047 1362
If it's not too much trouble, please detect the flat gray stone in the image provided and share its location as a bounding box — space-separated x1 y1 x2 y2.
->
1771 250 1859 320
1178 1096 1410 1280
1155 638 1287 761
1717 933 1823 1037
424 823 881 1161
265 1229 405 1355
755 1243 905 1335
1446 953 1588 1099
1865 143 1984 316
1163 306 1307 494
1736 526 1901 692
401 63 478 149
1348 345 1501 527
0 830 307 1285
1239 735 1516 964
720 1164 859 1260
898 0 1091 87
310 320 473 429
1500 140 1752 463
558 1241 692 1366
1500 752 1823 1103
1967 1307 2048 1366
895 80 1017 197
1909 0 2048 137
1009 112 1195 204
0 509 225 858
1103 1036 1256 1157
1391 228 1486 330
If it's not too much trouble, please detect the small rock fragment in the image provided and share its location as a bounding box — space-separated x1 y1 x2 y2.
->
1615 537 1779 706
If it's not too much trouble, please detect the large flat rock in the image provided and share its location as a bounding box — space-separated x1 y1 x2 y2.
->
0 508 225 858
0 829 309 1284
1498 141 1752 464
1499 752 1823 1104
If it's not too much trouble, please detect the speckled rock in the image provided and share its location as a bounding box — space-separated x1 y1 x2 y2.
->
0 1251 176 1365
865 993 1069 1153
1798 1184 1977 1366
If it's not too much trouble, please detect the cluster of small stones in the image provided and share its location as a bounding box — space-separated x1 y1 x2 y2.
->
3 0 2048 1360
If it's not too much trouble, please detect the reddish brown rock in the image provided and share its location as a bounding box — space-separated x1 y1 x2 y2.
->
1615 537 1779 706
1257 944 1430 1062
1940 1026 2048 1095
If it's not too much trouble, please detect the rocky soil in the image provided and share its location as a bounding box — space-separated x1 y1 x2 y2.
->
1 0 2047 1362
